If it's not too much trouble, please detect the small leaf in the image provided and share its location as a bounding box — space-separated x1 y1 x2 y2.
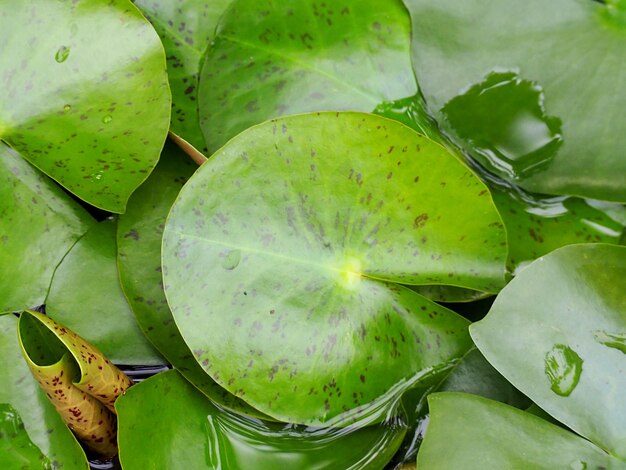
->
0 404 53 470
416 393 621 469
0 0 171 211
46 219 164 365
18 310 132 458
0 143 95 314
134 0 232 152
471 244 626 459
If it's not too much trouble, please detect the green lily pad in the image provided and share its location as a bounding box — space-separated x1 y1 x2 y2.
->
405 0 626 201
0 0 171 212
471 244 626 459
0 404 53 470
163 112 507 424
46 219 163 365
0 143 95 314
117 369 407 469
0 314 88 469
198 0 417 152
416 393 621 469
134 0 232 153
117 142 270 418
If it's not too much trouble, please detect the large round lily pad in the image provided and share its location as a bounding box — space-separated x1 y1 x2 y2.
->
198 0 417 152
0 0 171 212
471 243 626 459
405 0 626 202
163 112 507 424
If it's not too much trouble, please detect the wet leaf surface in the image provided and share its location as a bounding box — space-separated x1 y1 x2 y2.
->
163 112 507 424
0 0 171 211
198 0 417 151
405 0 626 201
117 142 270 418
0 403 53 470
471 244 626 459
134 0 232 153
417 393 621 469
0 314 88 469
0 143 95 313
117 370 406 469
46 219 163 365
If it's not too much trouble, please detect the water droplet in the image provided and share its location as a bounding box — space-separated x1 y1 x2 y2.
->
442 71 562 181
54 46 70 63
570 460 587 470
593 330 626 354
63 104 71 112
544 344 583 397
221 250 241 270
102 115 112 124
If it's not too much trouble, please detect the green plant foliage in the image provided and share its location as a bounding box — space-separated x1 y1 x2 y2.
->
198 0 417 152
489 185 626 274
417 393 621 469
0 143 95 314
117 142 269 418
0 404 52 470
0 315 88 469
375 94 626 276
0 0 171 212
471 244 626 459
46 219 163 365
134 0 232 153
405 0 626 202
163 112 507 424
117 369 407 469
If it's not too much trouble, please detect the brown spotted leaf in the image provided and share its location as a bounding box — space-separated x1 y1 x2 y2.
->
162 112 507 424
18 310 133 457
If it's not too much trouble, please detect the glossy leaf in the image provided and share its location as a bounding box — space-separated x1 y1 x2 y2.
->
471 244 626 459
0 404 52 470
405 0 626 201
0 0 170 211
117 142 269 418
377 93 626 276
417 393 621 469
118 370 406 469
46 219 163 365
0 315 88 469
163 112 506 423
0 143 95 313
198 0 417 151
134 0 232 153
489 181 626 275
